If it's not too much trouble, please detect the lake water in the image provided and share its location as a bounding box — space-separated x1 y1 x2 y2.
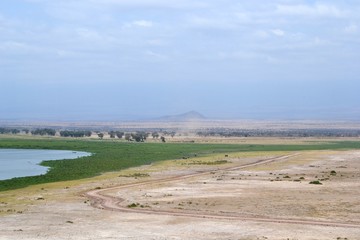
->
0 149 91 180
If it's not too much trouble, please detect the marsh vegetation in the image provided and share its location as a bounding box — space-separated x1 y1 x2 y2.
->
0 137 360 191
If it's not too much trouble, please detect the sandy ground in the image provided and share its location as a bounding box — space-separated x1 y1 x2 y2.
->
1 148 360 240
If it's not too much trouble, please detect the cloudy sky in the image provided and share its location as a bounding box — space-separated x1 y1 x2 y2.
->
1 0 360 120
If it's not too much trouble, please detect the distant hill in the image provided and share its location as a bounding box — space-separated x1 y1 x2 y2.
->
157 111 207 121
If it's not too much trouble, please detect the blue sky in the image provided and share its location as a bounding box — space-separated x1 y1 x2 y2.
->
1 0 360 120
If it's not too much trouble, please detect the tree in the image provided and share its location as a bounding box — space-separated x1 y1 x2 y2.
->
116 131 124 139
31 128 56 136
97 133 104 139
59 130 91 138
0 128 22 134
11 129 20 134
109 131 115 138
152 132 159 139
130 132 148 142
85 131 92 137
125 133 131 141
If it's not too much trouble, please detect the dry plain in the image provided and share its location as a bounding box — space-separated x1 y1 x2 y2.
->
1 138 360 240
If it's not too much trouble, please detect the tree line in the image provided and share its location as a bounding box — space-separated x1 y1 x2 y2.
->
31 128 56 136
2 126 360 138
197 129 360 138
0 128 26 134
0 127 169 141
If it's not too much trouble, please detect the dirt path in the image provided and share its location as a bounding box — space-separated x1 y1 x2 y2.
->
85 154 360 229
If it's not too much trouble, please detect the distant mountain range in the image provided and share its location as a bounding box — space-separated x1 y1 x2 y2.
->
157 111 207 121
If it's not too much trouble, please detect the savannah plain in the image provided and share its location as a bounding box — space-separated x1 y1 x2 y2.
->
1 121 360 240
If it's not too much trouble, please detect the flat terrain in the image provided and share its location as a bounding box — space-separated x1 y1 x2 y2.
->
1 138 360 239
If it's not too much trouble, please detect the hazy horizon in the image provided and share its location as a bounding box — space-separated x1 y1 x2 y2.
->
1 1 360 121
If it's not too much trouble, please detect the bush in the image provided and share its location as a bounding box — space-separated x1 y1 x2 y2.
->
309 180 322 185
127 203 139 208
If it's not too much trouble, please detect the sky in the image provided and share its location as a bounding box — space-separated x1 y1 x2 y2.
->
1 0 360 121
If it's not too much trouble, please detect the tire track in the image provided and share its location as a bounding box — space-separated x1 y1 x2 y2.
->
85 154 360 229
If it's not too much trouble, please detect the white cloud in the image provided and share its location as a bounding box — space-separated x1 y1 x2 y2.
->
266 56 281 64
276 4 346 18
147 39 167 46
313 37 331 46
4 0 360 87
145 50 168 60
217 51 262 61
133 20 153 28
123 20 154 28
88 0 209 9
188 16 237 30
254 29 285 38
26 0 209 11
344 24 358 34
234 12 251 23
254 30 269 38
76 28 102 40
56 50 77 58
217 51 282 65
271 29 285 37
0 41 40 53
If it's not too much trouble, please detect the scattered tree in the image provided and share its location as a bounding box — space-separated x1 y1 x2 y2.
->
125 133 131 141
131 132 147 142
108 131 116 138
152 132 159 139
115 131 124 139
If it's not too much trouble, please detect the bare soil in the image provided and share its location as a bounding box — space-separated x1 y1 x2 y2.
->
1 147 360 240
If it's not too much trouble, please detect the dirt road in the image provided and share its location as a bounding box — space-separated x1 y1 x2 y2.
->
85 154 360 229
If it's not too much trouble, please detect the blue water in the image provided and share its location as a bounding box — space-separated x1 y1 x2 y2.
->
0 149 91 180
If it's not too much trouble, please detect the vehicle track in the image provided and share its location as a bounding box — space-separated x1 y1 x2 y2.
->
85 154 360 229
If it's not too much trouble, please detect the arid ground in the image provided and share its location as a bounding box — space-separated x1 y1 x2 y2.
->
1 138 360 240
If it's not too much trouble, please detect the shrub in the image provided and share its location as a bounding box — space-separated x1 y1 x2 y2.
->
127 203 139 208
309 180 322 185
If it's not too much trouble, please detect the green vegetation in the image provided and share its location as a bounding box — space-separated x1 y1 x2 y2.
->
130 132 149 142
0 137 360 191
31 128 56 136
119 173 150 178
0 128 22 135
108 131 125 139
184 160 229 165
309 180 323 185
127 203 140 208
60 130 92 138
